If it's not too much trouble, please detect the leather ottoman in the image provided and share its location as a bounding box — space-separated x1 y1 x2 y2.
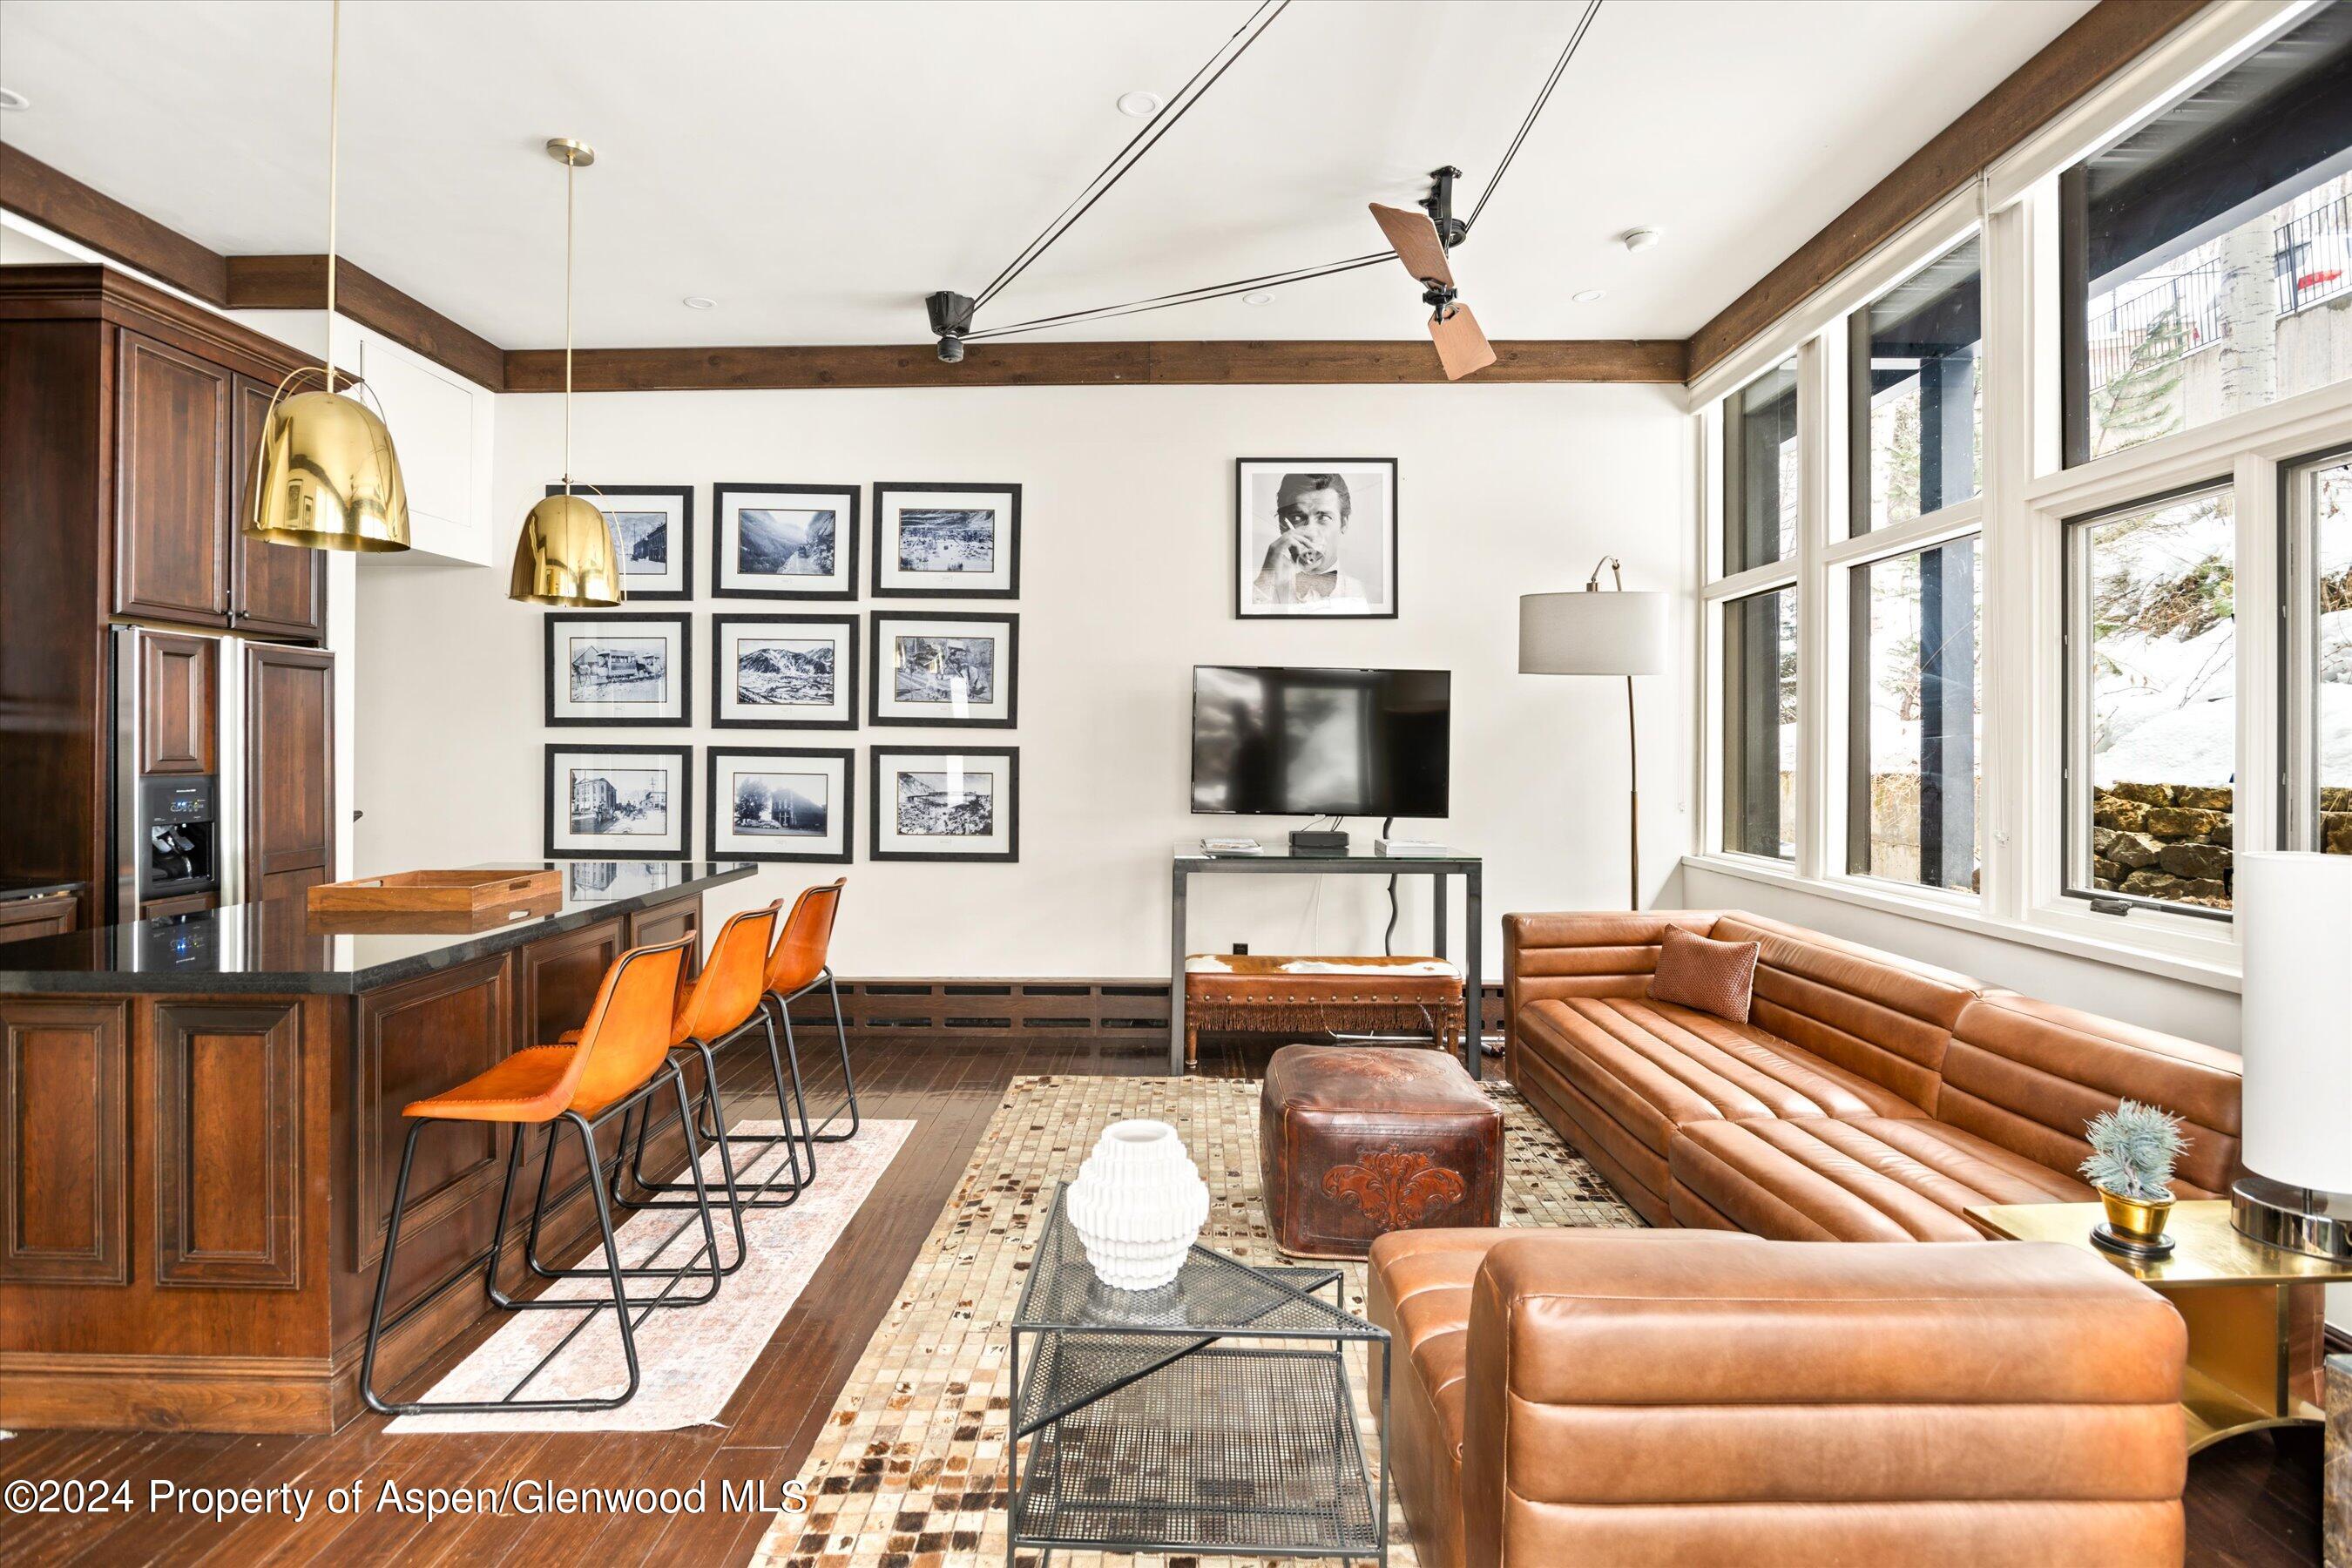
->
1260 1044 1502 1258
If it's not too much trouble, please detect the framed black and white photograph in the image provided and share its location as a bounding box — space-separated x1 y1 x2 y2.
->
544 612 691 727
868 611 1017 728
564 860 676 902
713 483 859 600
869 746 1018 862
544 744 691 860
706 747 853 864
871 482 1020 598
711 613 858 730
1233 458 1397 619
551 483 693 600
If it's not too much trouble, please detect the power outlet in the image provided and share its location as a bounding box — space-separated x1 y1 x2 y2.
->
1232 942 1249 956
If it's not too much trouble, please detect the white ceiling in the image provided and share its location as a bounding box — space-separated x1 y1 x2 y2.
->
0 0 2093 348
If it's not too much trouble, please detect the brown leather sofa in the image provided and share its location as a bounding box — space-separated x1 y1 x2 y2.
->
1502 910 2246 1236
1369 1227 2190 1567
1357 909 2272 1565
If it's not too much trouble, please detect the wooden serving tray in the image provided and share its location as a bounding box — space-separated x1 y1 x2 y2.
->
308 868 563 918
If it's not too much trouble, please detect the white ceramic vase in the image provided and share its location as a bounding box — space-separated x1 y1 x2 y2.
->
1065 1119 1211 1291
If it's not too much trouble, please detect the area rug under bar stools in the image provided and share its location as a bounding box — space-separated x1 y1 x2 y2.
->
1182 954 1465 1068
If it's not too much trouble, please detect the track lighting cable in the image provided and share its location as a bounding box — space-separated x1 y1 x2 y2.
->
970 0 1289 315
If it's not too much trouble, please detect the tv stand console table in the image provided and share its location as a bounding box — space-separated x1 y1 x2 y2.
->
1170 843 1484 1078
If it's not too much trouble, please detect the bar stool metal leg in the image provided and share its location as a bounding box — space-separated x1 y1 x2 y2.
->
514 1062 736 1300
361 1109 650 1416
619 1011 814 1210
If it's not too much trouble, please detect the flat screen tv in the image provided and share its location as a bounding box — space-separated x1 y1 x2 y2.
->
1191 666 1450 819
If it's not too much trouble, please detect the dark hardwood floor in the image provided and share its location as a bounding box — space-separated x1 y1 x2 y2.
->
0 1031 2325 1567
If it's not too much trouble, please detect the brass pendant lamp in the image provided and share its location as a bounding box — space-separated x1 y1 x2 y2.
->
247 0 410 553
508 139 624 606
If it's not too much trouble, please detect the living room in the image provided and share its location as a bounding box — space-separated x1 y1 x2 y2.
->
0 1 2347 1564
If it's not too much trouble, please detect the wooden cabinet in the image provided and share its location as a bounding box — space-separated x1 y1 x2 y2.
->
231 374 327 641
627 895 703 1003
107 323 326 643
139 631 219 776
0 893 78 947
114 331 233 626
243 643 335 902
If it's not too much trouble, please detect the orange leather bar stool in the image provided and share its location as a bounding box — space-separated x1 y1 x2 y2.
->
601 901 811 1236
758 879 854 1179
361 936 720 1416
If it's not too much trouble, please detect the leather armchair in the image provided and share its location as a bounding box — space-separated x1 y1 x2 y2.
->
1369 1227 2190 1568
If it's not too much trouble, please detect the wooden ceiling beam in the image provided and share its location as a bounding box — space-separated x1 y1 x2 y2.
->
500 337 1688 392
225 254 506 390
0 145 229 305
1686 0 2207 381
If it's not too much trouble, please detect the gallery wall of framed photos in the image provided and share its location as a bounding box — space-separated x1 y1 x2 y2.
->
537 479 1026 868
359 382 1691 977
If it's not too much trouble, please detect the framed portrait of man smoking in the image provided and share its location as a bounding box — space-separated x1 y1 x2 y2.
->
1233 458 1397 619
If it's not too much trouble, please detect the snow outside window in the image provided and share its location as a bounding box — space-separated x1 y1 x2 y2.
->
2071 485 2236 913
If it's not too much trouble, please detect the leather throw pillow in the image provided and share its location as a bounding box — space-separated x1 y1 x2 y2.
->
1647 924 1760 1024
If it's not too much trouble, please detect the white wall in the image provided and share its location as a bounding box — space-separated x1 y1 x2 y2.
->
354 382 1691 980
1680 864 2242 1048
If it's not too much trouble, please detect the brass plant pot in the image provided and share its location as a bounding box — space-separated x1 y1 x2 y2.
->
2093 1186 2176 1260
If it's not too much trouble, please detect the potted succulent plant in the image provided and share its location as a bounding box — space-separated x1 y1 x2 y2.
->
2079 1100 2190 1257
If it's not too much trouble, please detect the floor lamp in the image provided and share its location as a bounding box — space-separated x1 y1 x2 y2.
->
1520 559 1667 909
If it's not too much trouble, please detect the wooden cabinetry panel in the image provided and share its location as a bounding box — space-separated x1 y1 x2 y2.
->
115 330 231 625
0 895 78 946
517 916 624 1051
139 631 217 776
627 895 701 1004
352 956 510 1272
0 1001 128 1284
152 1002 302 1288
243 643 335 898
230 374 326 641
141 892 218 921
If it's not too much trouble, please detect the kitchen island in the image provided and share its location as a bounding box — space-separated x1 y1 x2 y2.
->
0 860 753 1433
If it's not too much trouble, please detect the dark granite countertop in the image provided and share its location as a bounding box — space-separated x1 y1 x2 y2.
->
0 878 87 902
0 862 754 996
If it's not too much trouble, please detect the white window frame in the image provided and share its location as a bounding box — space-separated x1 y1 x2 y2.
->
1686 0 2352 992
2282 440 2352 848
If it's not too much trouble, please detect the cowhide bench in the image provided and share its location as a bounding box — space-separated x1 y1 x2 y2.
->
1181 952 1464 1068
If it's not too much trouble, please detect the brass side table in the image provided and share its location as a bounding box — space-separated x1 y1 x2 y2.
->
1968 1198 2347 1452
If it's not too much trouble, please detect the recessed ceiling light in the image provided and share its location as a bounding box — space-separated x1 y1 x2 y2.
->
1571 288 1606 303
682 295 718 310
1619 227 1662 253
1117 91 1163 118
1242 291 1276 306
0 88 30 112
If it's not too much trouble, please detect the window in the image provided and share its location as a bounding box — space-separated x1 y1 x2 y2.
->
2068 485 2236 912
1849 537 1981 889
1723 356 1799 573
1851 238 1981 534
2064 7 2352 463
1722 586 1797 859
2287 448 2352 853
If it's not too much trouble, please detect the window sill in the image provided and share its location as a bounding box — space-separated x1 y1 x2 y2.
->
1677 854 2242 994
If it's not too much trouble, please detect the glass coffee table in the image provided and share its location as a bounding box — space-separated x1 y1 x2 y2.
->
1007 1180 1390 1565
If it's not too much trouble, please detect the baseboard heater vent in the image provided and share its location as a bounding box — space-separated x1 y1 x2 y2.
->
787 979 1504 1045
788 977 1175 1041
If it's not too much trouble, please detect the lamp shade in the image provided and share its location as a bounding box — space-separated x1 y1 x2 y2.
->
1519 590 1667 676
246 387 410 551
2237 849 2352 1193
508 491 625 606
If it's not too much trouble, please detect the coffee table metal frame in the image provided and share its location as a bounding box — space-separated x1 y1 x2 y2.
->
1007 1181 1390 1566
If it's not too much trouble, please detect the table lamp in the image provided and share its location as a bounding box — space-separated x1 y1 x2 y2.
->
1520 558 1667 909
2232 849 2352 1259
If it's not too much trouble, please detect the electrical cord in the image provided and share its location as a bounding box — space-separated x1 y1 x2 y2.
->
1382 814 1397 956
970 0 1290 315
1467 0 1602 227
963 253 1389 341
